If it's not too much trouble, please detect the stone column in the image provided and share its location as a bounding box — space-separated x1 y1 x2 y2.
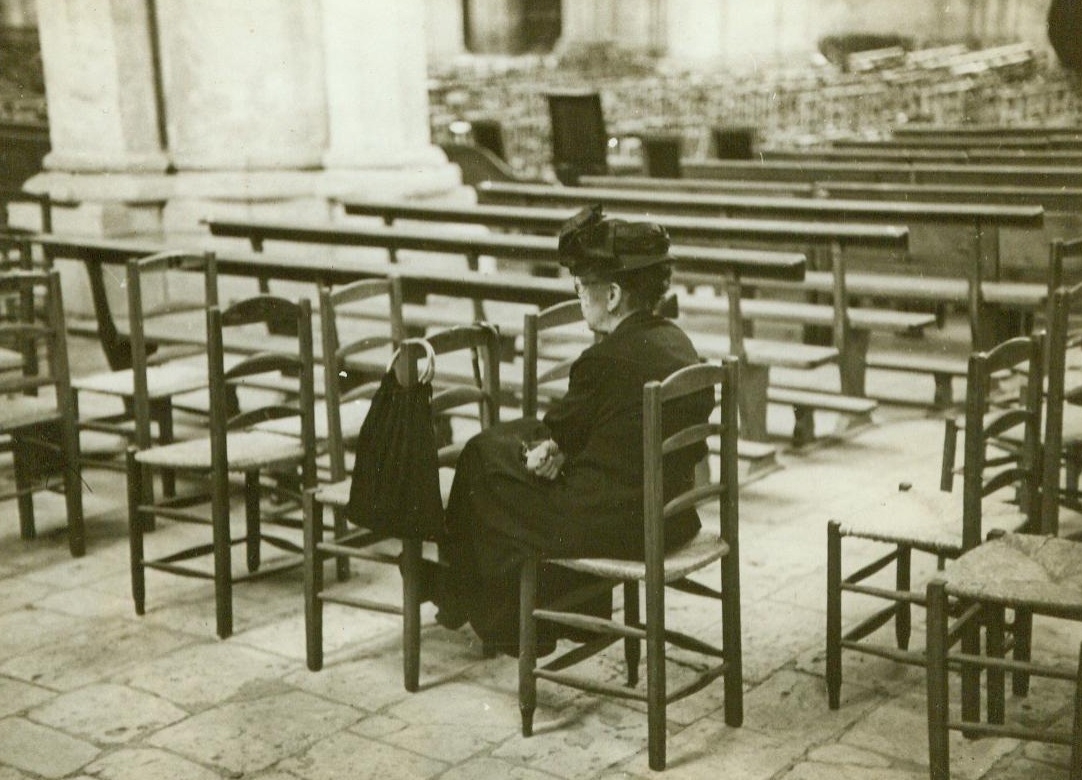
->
155 0 326 171
425 0 467 63
321 0 444 170
35 0 167 174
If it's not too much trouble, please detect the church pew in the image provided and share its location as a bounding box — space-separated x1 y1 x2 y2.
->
333 196 928 407
677 159 1082 189
30 233 802 463
203 217 899 442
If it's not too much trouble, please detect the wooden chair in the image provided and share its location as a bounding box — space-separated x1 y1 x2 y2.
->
303 323 501 690
127 294 317 638
72 251 217 494
518 358 743 772
826 333 1045 709
0 269 84 556
925 534 1082 780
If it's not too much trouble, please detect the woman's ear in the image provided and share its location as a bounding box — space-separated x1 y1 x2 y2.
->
606 282 623 313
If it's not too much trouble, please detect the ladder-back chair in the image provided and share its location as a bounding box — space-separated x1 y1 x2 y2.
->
518 358 743 771
127 294 317 638
304 323 501 691
826 333 1045 709
0 269 84 556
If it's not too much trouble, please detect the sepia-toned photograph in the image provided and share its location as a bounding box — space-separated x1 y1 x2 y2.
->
1 0 1081 777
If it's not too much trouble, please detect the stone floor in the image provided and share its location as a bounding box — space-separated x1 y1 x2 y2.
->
2 331 1081 780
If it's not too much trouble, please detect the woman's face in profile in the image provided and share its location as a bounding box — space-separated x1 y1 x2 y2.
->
574 276 611 333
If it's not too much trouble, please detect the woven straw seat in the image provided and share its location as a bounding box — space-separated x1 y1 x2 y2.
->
314 467 455 509
836 486 1028 555
550 530 728 582
943 533 1082 613
0 394 62 431
135 429 305 471
72 363 207 399
0 346 22 371
255 398 371 440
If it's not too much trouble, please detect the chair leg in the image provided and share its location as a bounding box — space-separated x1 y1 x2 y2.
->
244 470 261 574
303 491 324 672
926 580 951 780
624 580 640 688
401 537 422 693
332 506 350 582
826 521 843 710
721 549 743 729
153 399 176 499
1011 607 1032 697
126 448 146 616
211 464 233 640
895 546 911 651
519 556 539 738
1070 643 1082 780
960 599 982 733
12 436 35 540
646 560 667 771
985 605 1006 726
61 414 85 557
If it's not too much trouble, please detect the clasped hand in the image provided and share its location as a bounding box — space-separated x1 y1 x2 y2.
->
523 439 565 480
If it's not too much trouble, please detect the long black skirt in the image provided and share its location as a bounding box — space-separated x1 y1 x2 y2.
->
437 418 629 656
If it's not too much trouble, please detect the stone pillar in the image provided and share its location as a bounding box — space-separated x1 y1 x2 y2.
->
155 0 326 171
34 0 167 174
321 0 444 170
425 0 467 63
666 0 724 62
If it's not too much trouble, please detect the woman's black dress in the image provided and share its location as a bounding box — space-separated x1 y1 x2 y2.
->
437 310 712 655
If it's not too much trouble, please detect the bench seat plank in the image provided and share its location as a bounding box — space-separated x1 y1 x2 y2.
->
679 296 935 333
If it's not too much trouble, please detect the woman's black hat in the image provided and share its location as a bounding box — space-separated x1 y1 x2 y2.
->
556 204 672 277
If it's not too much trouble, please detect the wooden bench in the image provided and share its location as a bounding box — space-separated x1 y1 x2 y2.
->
33 233 800 469
205 218 896 443
677 158 1082 189
475 180 1046 388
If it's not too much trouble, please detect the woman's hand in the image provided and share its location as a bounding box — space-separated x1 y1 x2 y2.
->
524 439 565 480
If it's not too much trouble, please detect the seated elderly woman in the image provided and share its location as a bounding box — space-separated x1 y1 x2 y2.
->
435 205 712 656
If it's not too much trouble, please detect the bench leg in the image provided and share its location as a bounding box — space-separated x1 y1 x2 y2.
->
738 363 770 442
932 373 954 409
835 330 874 436
792 406 816 447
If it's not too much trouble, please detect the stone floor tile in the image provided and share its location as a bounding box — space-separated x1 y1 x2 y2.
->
0 767 33 780
117 642 295 710
736 598 823 683
27 683 187 744
349 713 409 739
386 680 525 738
0 717 100 779
777 761 926 780
279 731 446 780
984 751 1071 780
0 606 93 660
381 722 506 763
490 699 648 779
231 603 399 662
617 719 796 779
286 625 482 712
21 539 130 589
735 669 883 744
35 584 134 620
0 677 53 718
85 748 223 780
0 620 194 691
840 693 1018 778
147 690 360 774
805 742 893 767
0 575 52 615
438 757 566 780
792 641 923 700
